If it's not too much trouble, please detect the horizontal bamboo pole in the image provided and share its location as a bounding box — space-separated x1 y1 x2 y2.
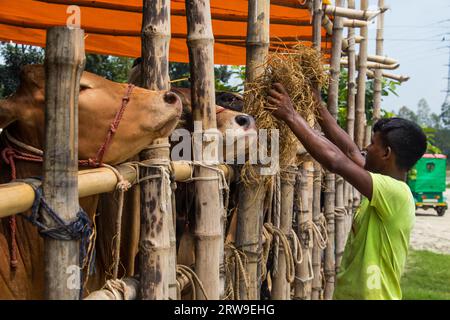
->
341 59 399 70
0 162 234 219
324 4 388 21
342 53 398 65
366 69 410 83
343 18 368 28
341 36 364 50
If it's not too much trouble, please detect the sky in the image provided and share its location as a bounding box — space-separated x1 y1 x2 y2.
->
363 0 450 115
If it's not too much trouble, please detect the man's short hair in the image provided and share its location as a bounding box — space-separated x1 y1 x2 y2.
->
373 117 427 170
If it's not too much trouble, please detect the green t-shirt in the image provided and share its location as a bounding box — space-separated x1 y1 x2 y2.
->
333 172 415 300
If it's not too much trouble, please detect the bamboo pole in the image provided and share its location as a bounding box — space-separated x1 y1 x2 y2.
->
344 0 358 265
0 163 233 219
323 4 387 21
354 0 369 150
341 59 399 70
366 70 409 83
294 161 314 299
271 167 297 299
372 0 385 122
42 26 85 300
322 0 344 301
311 161 323 300
235 0 270 300
185 0 223 300
138 0 175 300
334 176 346 273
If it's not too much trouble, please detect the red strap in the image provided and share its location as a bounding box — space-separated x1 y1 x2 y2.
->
1 83 135 269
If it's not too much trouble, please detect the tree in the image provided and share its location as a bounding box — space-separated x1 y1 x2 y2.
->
84 54 133 83
0 43 44 98
397 106 418 123
416 98 432 127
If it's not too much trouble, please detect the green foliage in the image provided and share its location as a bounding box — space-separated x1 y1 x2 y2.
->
422 127 442 154
84 54 133 83
327 68 401 129
0 43 44 98
401 250 450 300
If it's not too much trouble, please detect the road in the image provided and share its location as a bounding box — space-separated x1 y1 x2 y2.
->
410 185 450 255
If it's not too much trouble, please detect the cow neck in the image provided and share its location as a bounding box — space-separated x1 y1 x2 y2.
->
0 83 135 270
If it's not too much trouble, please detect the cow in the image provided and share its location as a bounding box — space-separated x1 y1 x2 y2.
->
0 64 182 299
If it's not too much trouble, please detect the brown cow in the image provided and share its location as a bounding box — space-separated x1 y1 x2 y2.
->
0 64 182 299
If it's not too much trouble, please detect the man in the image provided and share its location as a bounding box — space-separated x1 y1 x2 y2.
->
267 83 427 299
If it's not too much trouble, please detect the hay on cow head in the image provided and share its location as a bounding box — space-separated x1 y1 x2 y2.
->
241 43 328 184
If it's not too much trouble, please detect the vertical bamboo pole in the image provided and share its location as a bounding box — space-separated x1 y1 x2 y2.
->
311 161 323 300
354 0 369 149
186 0 223 300
43 26 85 300
345 0 358 234
294 161 314 299
139 0 175 300
271 167 297 299
311 0 324 300
322 0 344 300
236 0 270 300
334 176 346 272
372 0 385 122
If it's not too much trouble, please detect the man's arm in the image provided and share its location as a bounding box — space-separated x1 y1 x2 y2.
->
312 88 366 168
268 83 373 199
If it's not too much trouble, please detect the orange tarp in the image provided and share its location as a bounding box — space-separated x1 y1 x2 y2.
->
0 0 331 65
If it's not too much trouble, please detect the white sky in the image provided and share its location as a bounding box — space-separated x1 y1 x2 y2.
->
364 0 450 115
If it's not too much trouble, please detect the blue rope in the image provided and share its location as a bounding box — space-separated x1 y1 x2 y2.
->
20 181 93 299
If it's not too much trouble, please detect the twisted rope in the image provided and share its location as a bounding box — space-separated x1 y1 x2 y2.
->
176 264 209 300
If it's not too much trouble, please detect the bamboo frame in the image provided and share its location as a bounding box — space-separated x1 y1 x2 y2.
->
0 163 234 220
185 0 223 300
323 0 344 301
323 4 388 21
138 0 173 300
372 0 385 122
341 58 399 70
366 70 410 83
42 26 85 300
271 168 297 300
354 0 369 150
235 0 270 300
311 161 322 300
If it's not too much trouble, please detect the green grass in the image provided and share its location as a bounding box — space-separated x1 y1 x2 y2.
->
401 250 450 300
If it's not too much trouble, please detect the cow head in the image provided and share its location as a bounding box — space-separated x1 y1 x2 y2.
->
0 64 182 164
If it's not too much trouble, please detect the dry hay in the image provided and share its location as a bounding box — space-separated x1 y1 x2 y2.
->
241 43 328 184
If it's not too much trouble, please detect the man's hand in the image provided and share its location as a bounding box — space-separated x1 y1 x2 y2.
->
267 83 296 123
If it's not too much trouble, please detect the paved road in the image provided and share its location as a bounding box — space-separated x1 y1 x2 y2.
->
410 187 450 254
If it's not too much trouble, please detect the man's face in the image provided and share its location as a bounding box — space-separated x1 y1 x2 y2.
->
363 131 388 173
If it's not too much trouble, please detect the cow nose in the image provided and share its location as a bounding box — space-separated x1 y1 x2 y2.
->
235 115 252 129
164 91 179 105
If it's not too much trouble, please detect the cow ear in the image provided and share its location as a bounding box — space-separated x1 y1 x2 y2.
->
20 65 45 88
0 99 17 128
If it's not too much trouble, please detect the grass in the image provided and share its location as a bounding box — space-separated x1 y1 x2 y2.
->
401 250 450 300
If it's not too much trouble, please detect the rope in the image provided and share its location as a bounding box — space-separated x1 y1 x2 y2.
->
176 264 209 300
0 83 135 270
272 173 281 276
312 215 328 250
264 223 295 284
223 243 250 300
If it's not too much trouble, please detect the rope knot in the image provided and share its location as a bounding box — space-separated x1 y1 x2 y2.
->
88 158 99 167
110 123 117 133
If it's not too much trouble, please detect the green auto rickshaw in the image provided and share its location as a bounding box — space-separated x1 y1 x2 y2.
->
407 154 448 216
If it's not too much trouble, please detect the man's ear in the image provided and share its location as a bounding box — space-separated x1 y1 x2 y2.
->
383 146 392 159
0 99 17 128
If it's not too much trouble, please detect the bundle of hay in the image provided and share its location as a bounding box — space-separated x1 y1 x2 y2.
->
242 43 328 181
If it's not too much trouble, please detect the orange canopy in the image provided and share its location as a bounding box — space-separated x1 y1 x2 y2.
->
0 0 331 65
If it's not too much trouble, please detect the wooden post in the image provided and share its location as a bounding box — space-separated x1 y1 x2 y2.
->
311 161 323 300
322 0 344 301
235 0 270 300
43 26 85 300
372 0 385 123
185 0 223 300
335 176 346 272
294 161 314 299
139 0 175 300
355 0 369 149
271 167 297 299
